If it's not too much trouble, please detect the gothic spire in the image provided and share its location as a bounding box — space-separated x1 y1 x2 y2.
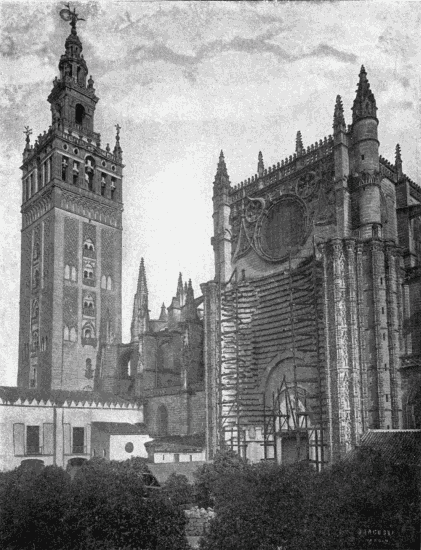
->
214 150 230 189
352 65 377 123
176 272 183 298
295 131 304 155
185 279 197 321
131 258 149 341
136 257 148 296
159 303 168 322
257 151 264 177
333 95 346 130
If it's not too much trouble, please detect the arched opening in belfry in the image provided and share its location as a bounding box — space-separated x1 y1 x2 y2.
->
157 405 169 436
75 104 85 125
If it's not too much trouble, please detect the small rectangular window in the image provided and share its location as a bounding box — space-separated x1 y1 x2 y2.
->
26 426 40 455
385 394 389 402
72 427 85 454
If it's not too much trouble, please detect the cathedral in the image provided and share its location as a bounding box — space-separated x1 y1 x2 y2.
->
1 8 420 472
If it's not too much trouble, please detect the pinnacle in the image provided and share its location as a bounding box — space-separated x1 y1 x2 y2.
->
395 144 402 166
257 151 264 176
295 131 304 153
333 95 345 128
214 149 230 187
352 64 377 123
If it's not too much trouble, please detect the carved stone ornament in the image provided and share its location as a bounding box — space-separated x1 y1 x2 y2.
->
245 196 265 223
296 170 318 200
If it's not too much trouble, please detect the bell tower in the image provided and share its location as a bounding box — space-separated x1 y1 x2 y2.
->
18 6 124 392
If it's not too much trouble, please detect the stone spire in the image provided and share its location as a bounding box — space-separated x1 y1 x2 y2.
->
257 151 264 177
113 124 123 161
295 131 304 155
159 302 168 322
333 95 346 130
214 150 230 189
130 258 149 341
395 143 402 179
185 279 197 321
176 272 185 307
352 65 377 123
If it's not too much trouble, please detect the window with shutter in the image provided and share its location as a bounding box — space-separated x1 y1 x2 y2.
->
13 423 25 456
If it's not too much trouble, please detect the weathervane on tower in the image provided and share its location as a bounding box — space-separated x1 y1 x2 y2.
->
59 3 85 32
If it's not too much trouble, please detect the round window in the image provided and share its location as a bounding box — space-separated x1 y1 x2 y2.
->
73 147 79 155
111 165 116 172
259 196 307 260
125 442 134 453
63 143 68 151
101 160 106 167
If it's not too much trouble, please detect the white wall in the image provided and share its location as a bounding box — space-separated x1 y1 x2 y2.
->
0 401 144 471
153 451 205 463
109 434 153 461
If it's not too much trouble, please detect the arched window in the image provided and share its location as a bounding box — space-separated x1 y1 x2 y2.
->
106 276 112 290
70 327 77 342
63 326 69 341
83 294 94 310
75 104 86 125
83 263 94 280
157 405 168 436
83 238 95 252
64 265 70 280
101 275 106 289
71 266 77 282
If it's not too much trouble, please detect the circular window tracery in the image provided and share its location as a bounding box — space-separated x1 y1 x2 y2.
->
125 442 134 453
258 195 308 261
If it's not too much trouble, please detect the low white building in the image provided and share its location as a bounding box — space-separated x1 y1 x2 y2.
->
0 387 149 471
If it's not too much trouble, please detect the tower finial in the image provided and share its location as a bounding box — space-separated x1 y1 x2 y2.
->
258 151 264 177
352 65 377 123
131 257 149 342
295 131 304 155
333 95 346 129
60 3 85 35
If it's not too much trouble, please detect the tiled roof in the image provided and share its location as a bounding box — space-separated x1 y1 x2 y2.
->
0 386 142 408
148 461 208 484
357 429 421 466
93 422 149 435
145 433 205 453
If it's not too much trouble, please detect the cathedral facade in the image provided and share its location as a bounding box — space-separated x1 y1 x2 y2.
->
201 67 421 466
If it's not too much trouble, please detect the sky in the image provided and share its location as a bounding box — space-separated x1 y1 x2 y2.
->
0 0 420 386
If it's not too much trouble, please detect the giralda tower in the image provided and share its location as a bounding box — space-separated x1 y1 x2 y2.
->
18 7 123 392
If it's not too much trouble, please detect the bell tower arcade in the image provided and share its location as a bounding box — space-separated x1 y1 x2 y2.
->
18 7 124 392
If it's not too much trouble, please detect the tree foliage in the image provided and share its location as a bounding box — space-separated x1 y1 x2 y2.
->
0 458 189 550
197 448 420 550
